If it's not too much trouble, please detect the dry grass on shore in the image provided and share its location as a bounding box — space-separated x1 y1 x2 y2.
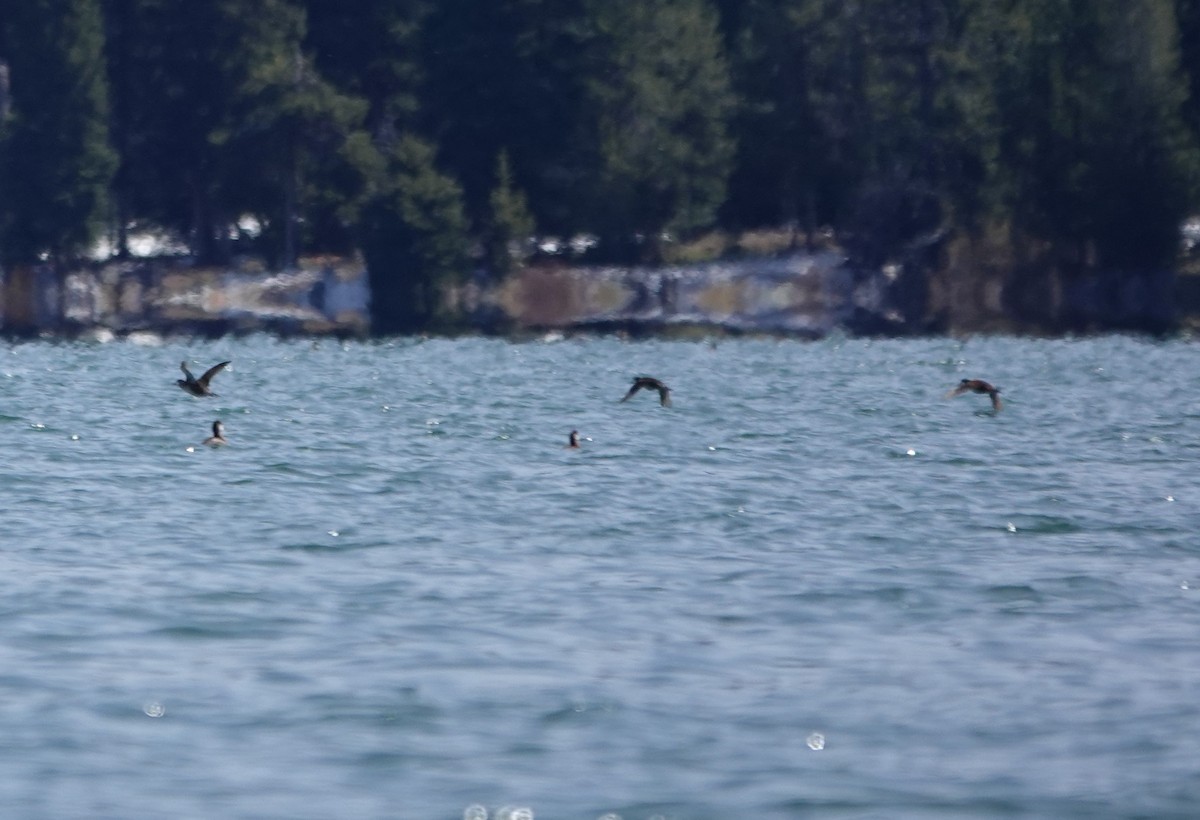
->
661 226 836 265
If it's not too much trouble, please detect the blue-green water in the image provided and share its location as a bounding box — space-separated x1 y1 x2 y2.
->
2 334 1199 819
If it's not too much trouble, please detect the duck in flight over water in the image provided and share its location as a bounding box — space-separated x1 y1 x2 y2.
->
203 420 227 446
621 376 671 406
947 378 1001 412
177 360 230 397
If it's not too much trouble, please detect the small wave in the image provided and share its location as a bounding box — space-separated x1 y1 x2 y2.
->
150 624 289 640
540 700 619 725
280 538 389 553
1034 574 1131 602
1007 515 1083 535
260 462 317 478
980 584 1043 603
280 541 345 553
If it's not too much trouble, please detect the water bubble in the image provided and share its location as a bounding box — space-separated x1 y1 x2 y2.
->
1166 495 1175 502
463 805 488 820
496 808 534 820
1006 522 1017 533
69 434 79 441
143 701 165 718
184 446 195 453
1182 582 1191 590
327 530 339 538
806 732 825 750
906 448 917 456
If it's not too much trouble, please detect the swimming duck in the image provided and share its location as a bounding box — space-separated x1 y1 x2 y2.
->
620 376 671 406
202 420 227 446
567 430 581 448
177 360 229 397
947 378 1001 412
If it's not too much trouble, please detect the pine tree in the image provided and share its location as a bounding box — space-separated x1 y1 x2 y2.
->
0 0 117 264
726 0 858 237
421 0 589 233
969 0 1196 269
303 0 429 141
486 150 536 277
578 0 736 262
360 134 469 333
225 41 370 267
102 0 372 264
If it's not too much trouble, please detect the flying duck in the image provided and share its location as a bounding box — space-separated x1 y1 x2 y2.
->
177 360 230 397
620 376 671 407
947 378 1002 412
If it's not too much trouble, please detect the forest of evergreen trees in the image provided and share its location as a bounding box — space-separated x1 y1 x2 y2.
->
4 0 1200 331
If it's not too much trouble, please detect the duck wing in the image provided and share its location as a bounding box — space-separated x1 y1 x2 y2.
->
198 361 230 388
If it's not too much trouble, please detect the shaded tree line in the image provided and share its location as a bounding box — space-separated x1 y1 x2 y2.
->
2 0 1200 331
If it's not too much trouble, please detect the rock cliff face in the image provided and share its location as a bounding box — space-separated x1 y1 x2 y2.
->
465 251 918 337
0 245 1182 338
0 252 915 338
478 244 1180 336
0 257 370 337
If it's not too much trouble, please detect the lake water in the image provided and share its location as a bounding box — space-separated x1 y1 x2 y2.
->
1 333 1199 819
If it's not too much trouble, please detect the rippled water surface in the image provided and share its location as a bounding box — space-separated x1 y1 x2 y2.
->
2 334 1200 819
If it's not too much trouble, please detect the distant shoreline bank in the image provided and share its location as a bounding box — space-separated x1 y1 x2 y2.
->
0 249 1189 340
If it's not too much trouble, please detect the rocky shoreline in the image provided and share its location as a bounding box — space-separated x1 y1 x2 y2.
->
0 248 1184 339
